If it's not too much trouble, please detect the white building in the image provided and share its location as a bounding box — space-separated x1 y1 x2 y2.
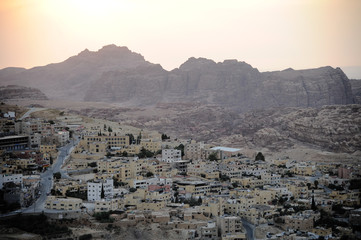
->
162 149 181 163
57 130 70 146
131 177 172 189
87 179 114 202
0 174 23 188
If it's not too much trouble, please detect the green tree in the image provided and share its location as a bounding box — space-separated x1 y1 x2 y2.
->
126 134 135 145
219 174 230 182
100 184 105 199
146 172 154 178
129 187 137 193
197 197 203 205
208 153 218 161
53 172 61 180
161 134 170 140
122 151 128 157
88 162 97 167
314 180 319 189
175 144 185 157
136 132 142 144
255 152 265 161
108 126 112 132
79 234 93 240
311 195 317 210
137 147 154 158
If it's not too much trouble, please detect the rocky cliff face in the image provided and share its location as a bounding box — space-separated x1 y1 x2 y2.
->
67 103 361 153
0 45 152 100
350 79 361 104
235 105 361 153
0 45 355 111
0 85 48 100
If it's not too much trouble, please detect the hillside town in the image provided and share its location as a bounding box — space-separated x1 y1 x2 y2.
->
0 105 360 240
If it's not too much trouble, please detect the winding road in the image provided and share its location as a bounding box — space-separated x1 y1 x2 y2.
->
22 139 78 213
19 107 47 120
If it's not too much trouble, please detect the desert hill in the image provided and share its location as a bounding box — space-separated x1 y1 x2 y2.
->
0 45 355 111
0 85 48 101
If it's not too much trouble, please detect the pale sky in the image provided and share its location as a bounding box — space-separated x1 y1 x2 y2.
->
1 0 361 77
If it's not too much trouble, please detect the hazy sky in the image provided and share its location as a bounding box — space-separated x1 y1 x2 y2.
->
1 0 361 77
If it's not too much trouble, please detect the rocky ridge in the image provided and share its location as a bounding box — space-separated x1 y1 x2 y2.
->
68 103 361 153
350 79 361 104
0 85 48 101
0 45 355 111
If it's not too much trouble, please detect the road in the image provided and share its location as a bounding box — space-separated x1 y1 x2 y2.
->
22 139 78 213
19 107 46 120
242 219 255 240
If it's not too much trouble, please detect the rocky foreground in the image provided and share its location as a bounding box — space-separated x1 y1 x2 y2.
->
66 103 361 154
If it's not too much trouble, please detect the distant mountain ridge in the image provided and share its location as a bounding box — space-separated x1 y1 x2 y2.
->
0 44 355 111
0 85 48 101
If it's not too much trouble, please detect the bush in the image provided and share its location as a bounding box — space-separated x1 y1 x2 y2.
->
93 212 114 223
53 172 61 180
0 214 72 236
88 162 97 167
255 152 265 161
79 234 92 240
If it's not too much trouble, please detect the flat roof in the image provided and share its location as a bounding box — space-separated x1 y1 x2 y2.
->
211 146 241 152
0 135 28 140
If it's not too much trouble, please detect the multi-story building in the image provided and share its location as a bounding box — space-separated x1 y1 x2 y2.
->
185 140 204 160
0 173 23 188
176 180 210 197
0 135 29 151
283 210 320 231
217 216 246 239
161 149 181 162
84 135 129 150
87 179 114 201
95 198 121 212
261 173 281 185
40 144 57 153
57 130 70 146
200 222 218 240
45 196 82 211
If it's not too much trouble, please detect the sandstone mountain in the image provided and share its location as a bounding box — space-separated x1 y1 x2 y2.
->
0 85 48 101
350 79 361 104
0 45 151 101
0 45 355 111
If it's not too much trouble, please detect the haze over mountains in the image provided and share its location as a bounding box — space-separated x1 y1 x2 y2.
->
1 45 360 154
0 45 358 111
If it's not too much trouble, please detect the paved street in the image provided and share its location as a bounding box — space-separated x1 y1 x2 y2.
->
242 219 255 240
19 107 46 120
22 139 78 213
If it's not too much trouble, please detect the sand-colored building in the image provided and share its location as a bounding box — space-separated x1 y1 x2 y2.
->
45 196 82 211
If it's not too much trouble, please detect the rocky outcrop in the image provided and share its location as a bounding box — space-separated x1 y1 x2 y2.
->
0 45 355 110
0 45 153 100
350 79 361 104
235 105 361 153
0 85 48 100
83 64 168 104
69 103 361 153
